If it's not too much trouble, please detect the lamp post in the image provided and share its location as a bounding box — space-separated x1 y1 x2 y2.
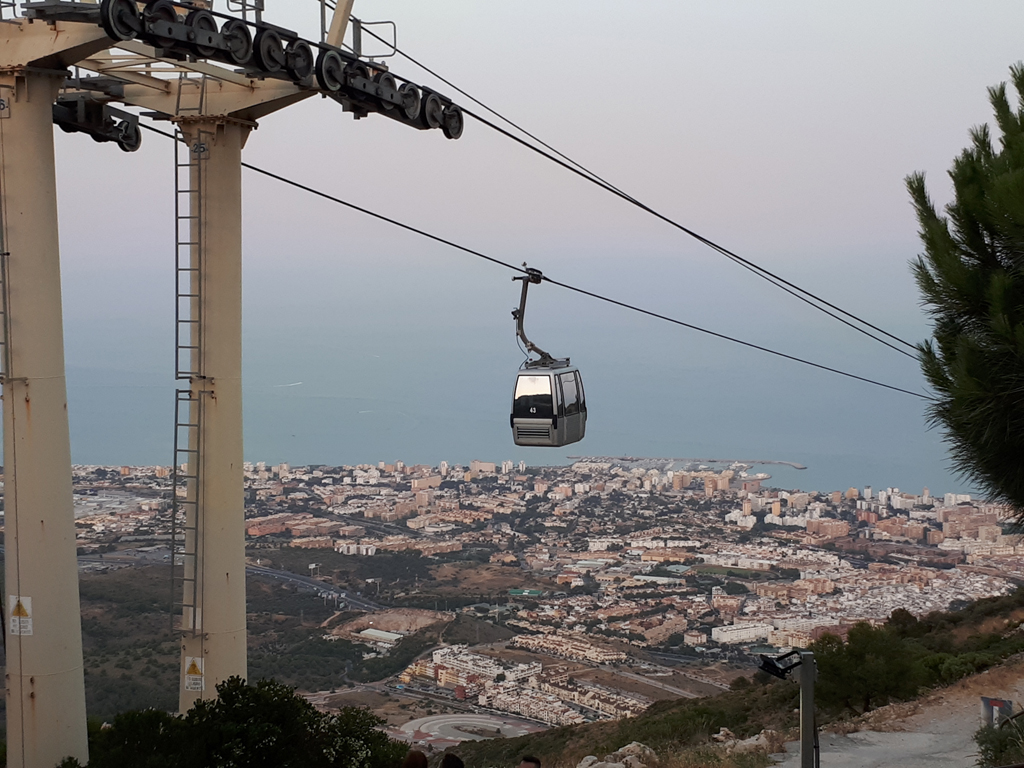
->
758 650 819 768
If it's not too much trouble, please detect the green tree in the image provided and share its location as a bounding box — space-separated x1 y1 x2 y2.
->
811 623 921 714
908 63 1024 513
85 709 185 768
76 677 407 768
887 608 922 639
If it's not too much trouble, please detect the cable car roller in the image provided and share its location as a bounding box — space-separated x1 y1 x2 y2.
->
510 267 587 447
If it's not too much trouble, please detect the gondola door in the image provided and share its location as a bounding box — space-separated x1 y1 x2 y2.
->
558 371 583 443
553 373 566 445
576 370 587 440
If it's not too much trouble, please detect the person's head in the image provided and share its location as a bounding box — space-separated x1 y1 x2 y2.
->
519 756 541 768
441 755 465 768
402 750 429 768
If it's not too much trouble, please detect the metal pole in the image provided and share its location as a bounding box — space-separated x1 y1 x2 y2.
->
177 119 249 712
0 70 89 768
798 650 818 768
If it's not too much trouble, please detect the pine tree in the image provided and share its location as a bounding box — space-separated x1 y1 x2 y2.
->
908 63 1024 514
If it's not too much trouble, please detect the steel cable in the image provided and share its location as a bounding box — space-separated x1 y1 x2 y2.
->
360 25 920 357
139 124 930 399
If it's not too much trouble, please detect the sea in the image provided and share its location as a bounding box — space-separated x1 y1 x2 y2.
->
55 251 970 500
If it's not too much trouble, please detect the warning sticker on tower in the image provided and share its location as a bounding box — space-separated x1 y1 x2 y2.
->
8 595 32 636
184 656 204 691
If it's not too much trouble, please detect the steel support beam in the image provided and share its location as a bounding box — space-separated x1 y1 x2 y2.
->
798 651 818 768
326 0 356 48
177 119 249 712
0 70 89 768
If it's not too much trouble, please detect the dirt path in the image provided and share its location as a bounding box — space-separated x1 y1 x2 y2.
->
773 657 1024 767
775 709 978 767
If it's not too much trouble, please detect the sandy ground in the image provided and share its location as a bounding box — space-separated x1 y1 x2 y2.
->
702 660 751 687
473 642 586 669
773 657 1024 767
308 686 460 726
332 608 453 638
430 563 555 594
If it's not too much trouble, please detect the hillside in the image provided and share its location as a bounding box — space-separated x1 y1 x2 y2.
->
451 678 799 768
75 562 406 718
453 588 1024 768
16 556 1024 765
73 560 514 720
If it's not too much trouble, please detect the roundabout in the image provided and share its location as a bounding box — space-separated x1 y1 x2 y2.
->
398 712 545 749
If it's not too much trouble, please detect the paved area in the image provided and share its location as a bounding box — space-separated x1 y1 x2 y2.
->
774 726 976 768
397 713 544 750
773 660 1024 767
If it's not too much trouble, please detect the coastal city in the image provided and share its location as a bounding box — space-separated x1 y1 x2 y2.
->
56 457 1018 734
0 0 1016 764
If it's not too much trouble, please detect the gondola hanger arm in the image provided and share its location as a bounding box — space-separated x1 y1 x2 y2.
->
512 266 556 365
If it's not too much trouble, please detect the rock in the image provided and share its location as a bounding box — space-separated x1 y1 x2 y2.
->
616 743 656 760
730 729 782 754
761 729 783 752
712 727 736 743
732 734 767 753
592 741 657 768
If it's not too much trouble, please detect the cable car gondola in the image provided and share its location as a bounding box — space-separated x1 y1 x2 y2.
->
510 268 587 447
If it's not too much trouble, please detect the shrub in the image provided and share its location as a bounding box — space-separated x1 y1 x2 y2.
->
975 723 1024 767
71 677 407 768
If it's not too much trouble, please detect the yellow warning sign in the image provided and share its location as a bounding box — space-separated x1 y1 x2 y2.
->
184 656 204 692
8 595 31 636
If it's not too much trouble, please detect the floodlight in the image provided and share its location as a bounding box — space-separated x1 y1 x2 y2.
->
758 650 803 680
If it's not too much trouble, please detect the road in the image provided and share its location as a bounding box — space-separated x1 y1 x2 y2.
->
246 564 383 611
60 546 385 613
331 512 424 539
600 665 699 699
647 651 700 666
647 653 730 689
381 682 481 713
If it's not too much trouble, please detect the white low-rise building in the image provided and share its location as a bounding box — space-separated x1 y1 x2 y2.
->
711 622 772 644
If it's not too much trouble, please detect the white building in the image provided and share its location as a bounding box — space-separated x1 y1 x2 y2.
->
334 541 377 556
432 645 540 683
711 623 772 644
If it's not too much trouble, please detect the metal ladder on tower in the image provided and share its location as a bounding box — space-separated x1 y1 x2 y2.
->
0 241 9 384
170 390 200 632
174 71 208 119
169 128 208 634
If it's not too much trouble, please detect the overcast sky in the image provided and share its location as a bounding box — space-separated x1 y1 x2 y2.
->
50 1 1024 492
